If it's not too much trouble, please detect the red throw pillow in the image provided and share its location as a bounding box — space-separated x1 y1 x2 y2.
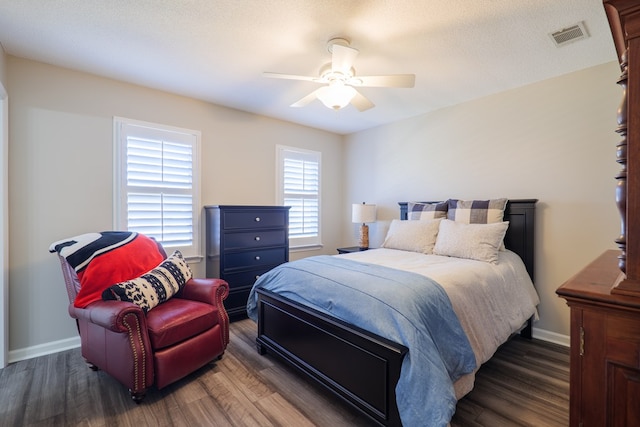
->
74 234 164 308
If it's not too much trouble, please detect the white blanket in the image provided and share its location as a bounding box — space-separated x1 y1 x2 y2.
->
337 248 540 399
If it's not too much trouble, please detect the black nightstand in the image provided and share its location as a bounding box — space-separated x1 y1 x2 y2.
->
337 246 369 254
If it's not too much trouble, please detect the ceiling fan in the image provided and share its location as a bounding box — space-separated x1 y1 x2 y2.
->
263 38 415 111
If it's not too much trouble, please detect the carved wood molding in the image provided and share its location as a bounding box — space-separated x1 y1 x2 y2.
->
615 50 628 274
606 0 640 296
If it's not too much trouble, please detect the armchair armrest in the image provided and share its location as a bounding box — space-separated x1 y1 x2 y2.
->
69 300 146 333
179 278 229 305
178 278 230 347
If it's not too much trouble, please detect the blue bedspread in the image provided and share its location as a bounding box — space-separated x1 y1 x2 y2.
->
246 255 476 427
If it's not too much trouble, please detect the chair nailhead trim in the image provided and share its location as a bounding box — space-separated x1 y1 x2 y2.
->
123 313 146 391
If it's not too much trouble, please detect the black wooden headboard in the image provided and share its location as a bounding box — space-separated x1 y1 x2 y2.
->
398 199 537 281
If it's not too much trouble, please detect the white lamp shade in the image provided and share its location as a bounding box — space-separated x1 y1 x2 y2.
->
316 82 357 110
352 203 376 223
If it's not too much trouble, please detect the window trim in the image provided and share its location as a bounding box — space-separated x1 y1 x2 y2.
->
113 117 201 260
276 145 322 249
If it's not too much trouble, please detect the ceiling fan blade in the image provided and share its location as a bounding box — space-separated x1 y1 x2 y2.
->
331 44 359 75
263 72 319 83
353 74 416 88
351 90 375 112
290 89 321 108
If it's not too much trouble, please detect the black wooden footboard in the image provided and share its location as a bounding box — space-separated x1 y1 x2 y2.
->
255 288 408 427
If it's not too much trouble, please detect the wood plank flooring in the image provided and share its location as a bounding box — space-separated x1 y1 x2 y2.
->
0 319 569 426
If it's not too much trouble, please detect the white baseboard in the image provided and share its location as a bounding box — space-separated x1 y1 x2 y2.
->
8 336 80 364
4 327 570 365
532 327 570 347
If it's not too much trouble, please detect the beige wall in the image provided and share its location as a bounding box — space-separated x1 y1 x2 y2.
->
7 56 343 353
343 61 622 338
6 53 624 354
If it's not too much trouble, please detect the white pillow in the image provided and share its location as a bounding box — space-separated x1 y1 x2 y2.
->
433 219 509 264
381 219 442 254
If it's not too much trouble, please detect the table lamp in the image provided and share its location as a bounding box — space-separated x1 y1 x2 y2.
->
352 202 377 249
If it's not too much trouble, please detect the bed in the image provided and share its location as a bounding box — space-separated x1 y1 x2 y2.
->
246 199 538 426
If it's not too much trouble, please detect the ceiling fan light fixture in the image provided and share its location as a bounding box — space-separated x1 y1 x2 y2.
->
316 82 356 110
264 36 413 112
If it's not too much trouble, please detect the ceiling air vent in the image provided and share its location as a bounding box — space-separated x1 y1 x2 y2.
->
549 22 589 47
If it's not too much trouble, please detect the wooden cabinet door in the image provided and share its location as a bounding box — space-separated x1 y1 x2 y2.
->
574 305 640 427
608 364 640 426
577 308 606 427
604 310 640 426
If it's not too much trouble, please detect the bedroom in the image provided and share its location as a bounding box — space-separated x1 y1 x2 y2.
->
0 0 625 425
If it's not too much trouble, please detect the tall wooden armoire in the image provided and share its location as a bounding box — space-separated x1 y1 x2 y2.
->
556 2 640 426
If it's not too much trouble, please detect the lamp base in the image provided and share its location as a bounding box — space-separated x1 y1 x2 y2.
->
358 223 369 249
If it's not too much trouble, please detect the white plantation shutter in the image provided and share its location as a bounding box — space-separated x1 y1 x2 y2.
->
277 146 321 247
115 118 200 258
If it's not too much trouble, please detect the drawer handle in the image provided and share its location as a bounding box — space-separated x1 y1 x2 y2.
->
255 236 261 241
255 217 261 222
255 256 261 261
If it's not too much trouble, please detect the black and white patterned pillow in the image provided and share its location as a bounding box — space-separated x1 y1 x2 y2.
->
446 199 507 224
101 250 192 312
407 202 448 220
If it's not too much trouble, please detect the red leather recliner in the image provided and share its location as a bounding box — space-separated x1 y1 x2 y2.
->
57 244 230 402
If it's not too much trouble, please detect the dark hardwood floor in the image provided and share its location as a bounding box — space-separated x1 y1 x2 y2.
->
0 318 569 426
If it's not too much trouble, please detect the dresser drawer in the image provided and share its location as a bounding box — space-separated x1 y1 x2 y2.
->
224 229 287 250
223 247 288 270
224 288 252 315
222 210 287 230
223 267 273 288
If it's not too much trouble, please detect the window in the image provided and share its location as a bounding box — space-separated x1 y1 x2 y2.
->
276 145 321 248
114 117 201 259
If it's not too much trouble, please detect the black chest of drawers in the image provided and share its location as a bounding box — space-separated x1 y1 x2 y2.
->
205 205 290 320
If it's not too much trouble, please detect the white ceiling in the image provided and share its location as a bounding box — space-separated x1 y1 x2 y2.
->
0 0 618 135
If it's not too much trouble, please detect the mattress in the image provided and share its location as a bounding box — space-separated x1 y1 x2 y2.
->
336 247 540 398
